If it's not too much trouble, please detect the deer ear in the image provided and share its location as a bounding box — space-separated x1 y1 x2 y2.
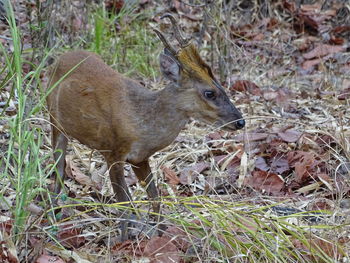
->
159 52 180 83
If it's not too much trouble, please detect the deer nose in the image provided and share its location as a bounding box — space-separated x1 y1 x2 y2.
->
235 119 245 129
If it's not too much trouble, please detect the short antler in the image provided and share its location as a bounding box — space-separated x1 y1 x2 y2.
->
153 29 177 55
161 13 189 47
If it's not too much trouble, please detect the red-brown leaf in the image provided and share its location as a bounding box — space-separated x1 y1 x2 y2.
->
287 151 317 183
164 226 191 252
244 170 284 194
302 58 322 71
58 224 86 248
270 156 290 175
277 129 302 143
143 236 181 263
65 158 94 187
303 44 345 59
162 166 180 185
230 80 262 96
111 240 146 257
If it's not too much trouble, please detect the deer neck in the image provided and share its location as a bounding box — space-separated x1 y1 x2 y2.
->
127 82 189 157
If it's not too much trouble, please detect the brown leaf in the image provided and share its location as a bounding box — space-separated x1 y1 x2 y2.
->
301 58 322 71
105 0 124 13
244 170 284 194
111 240 146 257
255 157 269 171
65 158 94 187
332 25 350 35
161 166 180 185
172 0 190 14
58 224 85 249
270 156 290 175
303 44 345 59
292 236 344 260
143 236 181 263
206 131 225 141
233 132 269 142
252 33 264 41
277 129 302 143
164 226 191 252
230 80 262 96
179 162 210 185
287 151 317 183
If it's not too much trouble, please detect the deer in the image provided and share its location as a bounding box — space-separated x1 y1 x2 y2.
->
47 14 245 241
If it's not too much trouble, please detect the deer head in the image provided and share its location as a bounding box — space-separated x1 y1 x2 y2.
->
154 14 245 131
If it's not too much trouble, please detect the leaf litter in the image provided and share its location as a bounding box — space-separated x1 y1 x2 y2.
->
0 0 350 261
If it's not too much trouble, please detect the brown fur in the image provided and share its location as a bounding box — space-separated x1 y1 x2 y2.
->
177 43 213 85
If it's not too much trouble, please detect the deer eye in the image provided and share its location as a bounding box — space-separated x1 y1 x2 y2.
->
204 90 216 100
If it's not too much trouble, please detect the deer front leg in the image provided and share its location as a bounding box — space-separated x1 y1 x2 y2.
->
53 132 68 197
105 156 133 241
132 159 165 234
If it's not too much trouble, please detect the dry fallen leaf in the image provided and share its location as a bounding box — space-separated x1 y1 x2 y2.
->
161 166 180 185
65 157 94 187
164 225 191 252
255 156 269 171
179 162 209 185
230 80 262 96
277 129 302 143
270 156 290 175
244 170 284 194
143 236 181 263
292 235 344 260
303 44 345 59
58 224 86 249
111 239 146 257
287 151 318 183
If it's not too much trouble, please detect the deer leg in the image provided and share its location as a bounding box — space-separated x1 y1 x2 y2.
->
105 155 133 241
52 131 68 197
132 159 165 234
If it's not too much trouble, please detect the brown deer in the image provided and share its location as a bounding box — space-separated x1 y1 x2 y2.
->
47 14 245 240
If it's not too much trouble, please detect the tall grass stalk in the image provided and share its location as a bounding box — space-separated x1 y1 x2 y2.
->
0 2 52 243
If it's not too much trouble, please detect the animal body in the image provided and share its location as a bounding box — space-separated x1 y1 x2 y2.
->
47 14 245 240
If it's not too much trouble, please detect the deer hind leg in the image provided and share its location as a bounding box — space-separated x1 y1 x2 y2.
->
131 159 166 235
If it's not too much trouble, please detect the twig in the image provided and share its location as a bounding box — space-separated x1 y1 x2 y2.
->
0 34 12 40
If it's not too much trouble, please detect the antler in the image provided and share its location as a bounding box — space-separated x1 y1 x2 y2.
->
153 29 177 55
161 13 189 47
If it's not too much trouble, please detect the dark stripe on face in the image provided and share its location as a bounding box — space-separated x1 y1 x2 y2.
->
212 79 226 93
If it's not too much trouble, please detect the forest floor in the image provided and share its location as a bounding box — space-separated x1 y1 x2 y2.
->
0 0 350 262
